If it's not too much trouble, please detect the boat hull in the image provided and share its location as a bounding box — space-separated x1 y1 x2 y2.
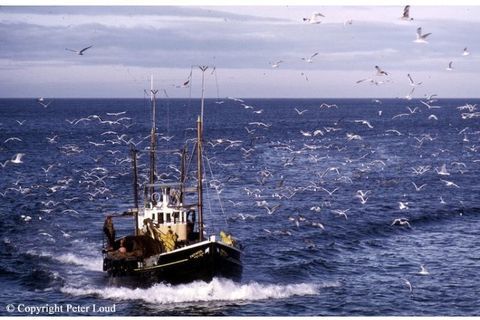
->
103 240 242 286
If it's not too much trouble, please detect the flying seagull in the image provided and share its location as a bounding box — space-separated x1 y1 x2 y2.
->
446 61 453 71
37 100 53 108
375 65 388 76
303 12 325 24
414 27 431 43
65 45 93 55
270 60 284 68
301 52 319 63
407 73 422 86
10 153 25 164
401 5 414 20
462 47 470 56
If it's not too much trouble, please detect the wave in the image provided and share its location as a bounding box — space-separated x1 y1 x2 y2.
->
61 277 324 304
25 250 102 271
55 253 103 271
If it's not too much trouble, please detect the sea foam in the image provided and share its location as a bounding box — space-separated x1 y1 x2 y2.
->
61 278 326 304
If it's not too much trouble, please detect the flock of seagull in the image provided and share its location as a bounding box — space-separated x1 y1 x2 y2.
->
269 5 471 96
2 95 478 297
1 5 479 298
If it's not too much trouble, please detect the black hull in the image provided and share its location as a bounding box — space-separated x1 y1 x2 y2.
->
103 240 242 286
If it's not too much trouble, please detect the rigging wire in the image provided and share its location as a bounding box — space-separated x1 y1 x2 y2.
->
203 148 230 233
162 88 170 138
212 65 221 100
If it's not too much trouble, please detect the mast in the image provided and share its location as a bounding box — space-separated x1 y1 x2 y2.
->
196 65 208 242
197 116 204 241
149 75 158 198
131 146 139 235
199 66 208 126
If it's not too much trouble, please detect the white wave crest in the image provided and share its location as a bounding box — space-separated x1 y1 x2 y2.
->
62 278 323 304
26 250 102 271
55 253 103 271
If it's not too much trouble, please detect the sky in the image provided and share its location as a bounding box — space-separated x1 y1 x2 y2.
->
1 4 480 98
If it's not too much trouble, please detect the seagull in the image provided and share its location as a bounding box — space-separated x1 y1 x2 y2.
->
0 160 9 168
311 221 325 230
398 201 409 210
405 87 415 100
303 12 325 24
10 153 25 164
402 278 413 293
319 103 338 109
440 179 460 188
270 60 283 68
294 108 308 115
385 129 403 136
16 120 26 125
446 61 453 71
37 100 52 108
418 264 430 275
46 135 58 143
41 164 54 173
332 209 349 220
65 45 93 55
428 114 438 120
4 137 22 143
462 47 470 56
106 111 127 116
262 204 281 215
420 100 441 109
407 73 422 86
436 164 450 176
414 27 431 43
391 218 411 228
401 5 414 20
392 112 410 119
301 52 319 63
407 106 418 114
355 194 369 204
356 191 371 200
320 187 339 196
411 182 427 191
375 65 388 76
354 119 374 129
249 122 271 128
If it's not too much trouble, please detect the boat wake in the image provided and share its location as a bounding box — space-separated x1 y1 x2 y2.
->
61 277 331 304
26 250 103 272
55 253 103 272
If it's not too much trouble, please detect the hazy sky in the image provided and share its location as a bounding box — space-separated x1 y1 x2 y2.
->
1 5 480 98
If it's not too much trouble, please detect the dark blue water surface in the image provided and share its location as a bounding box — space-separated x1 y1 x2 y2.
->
0 98 479 316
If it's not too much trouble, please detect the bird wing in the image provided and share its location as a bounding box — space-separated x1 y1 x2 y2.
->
407 73 414 84
311 52 319 59
403 5 410 18
65 48 78 53
422 32 432 39
416 27 422 37
79 45 93 54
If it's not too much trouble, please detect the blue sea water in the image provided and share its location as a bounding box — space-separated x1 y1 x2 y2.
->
0 97 479 316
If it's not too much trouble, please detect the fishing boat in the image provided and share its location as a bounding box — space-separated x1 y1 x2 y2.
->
102 66 243 285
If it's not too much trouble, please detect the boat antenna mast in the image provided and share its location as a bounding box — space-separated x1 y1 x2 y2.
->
147 75 158 198
195 65 210 241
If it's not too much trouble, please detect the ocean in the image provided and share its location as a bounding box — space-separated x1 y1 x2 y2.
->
0 97 479 316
